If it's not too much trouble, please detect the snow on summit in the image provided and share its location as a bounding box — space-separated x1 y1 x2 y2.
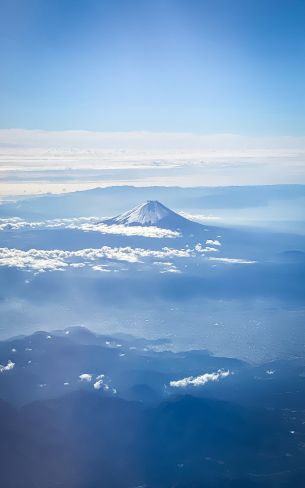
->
104 201 199 230
113 201 171 225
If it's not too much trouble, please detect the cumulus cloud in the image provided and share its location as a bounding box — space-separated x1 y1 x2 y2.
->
0 359 15 373
79 373 92 382
169 370 230 388
266 369 275 375
206 239 221 246
195 243 219 253
0 248 68 271
0 243 256 273
0 245 192 271
208 257 256 264
93 379 104 390
93 374 114 392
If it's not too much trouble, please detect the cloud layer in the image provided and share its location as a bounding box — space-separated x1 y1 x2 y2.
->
1 130 304 193
1 129 305 170
0 217 180 238
0 246 192 271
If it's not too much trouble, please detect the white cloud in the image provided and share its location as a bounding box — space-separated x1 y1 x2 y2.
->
0 245 192 271
79 373 92 382
206 239 221 246
0 359 15 373
179 212 221 222
154 260 182 273
93 379 104 390
72 222 180 238
1 129 305 170
170 370 230 388
266 369 275 375
0 217 180 239
93 374 114 392
208 257 256 264
195 243 219 253
1 130 304 194
92 265 112 272
0 244 257 273
160 266 181 274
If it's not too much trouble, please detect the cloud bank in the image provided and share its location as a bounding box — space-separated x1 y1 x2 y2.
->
0 217 180 238
1 129 305 170
0 245 192 271
1 130 304 193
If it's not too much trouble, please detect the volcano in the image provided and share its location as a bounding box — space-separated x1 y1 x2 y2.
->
103 200 203 231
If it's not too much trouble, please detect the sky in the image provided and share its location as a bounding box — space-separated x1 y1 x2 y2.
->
1 0 305 134
0 0 304 192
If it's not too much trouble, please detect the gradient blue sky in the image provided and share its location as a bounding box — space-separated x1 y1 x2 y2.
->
1 0 305 135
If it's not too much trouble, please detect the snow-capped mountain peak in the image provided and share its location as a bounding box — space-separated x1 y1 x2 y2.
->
104 200 200 230
113 201 171 225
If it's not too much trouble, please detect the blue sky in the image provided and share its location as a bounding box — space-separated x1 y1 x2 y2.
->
1 0 305 135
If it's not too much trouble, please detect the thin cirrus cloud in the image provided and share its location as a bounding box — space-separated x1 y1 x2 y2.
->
179 212 221 222
208 257 256 264
169 369 231 388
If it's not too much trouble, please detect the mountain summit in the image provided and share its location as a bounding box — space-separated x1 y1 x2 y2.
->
104 200 198 230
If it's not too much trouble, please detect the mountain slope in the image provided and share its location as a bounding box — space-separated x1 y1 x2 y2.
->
103 200 204 231
0 392 303 488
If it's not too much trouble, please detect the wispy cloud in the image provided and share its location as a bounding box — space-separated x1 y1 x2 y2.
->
179 212 221 222
208 257 256 264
